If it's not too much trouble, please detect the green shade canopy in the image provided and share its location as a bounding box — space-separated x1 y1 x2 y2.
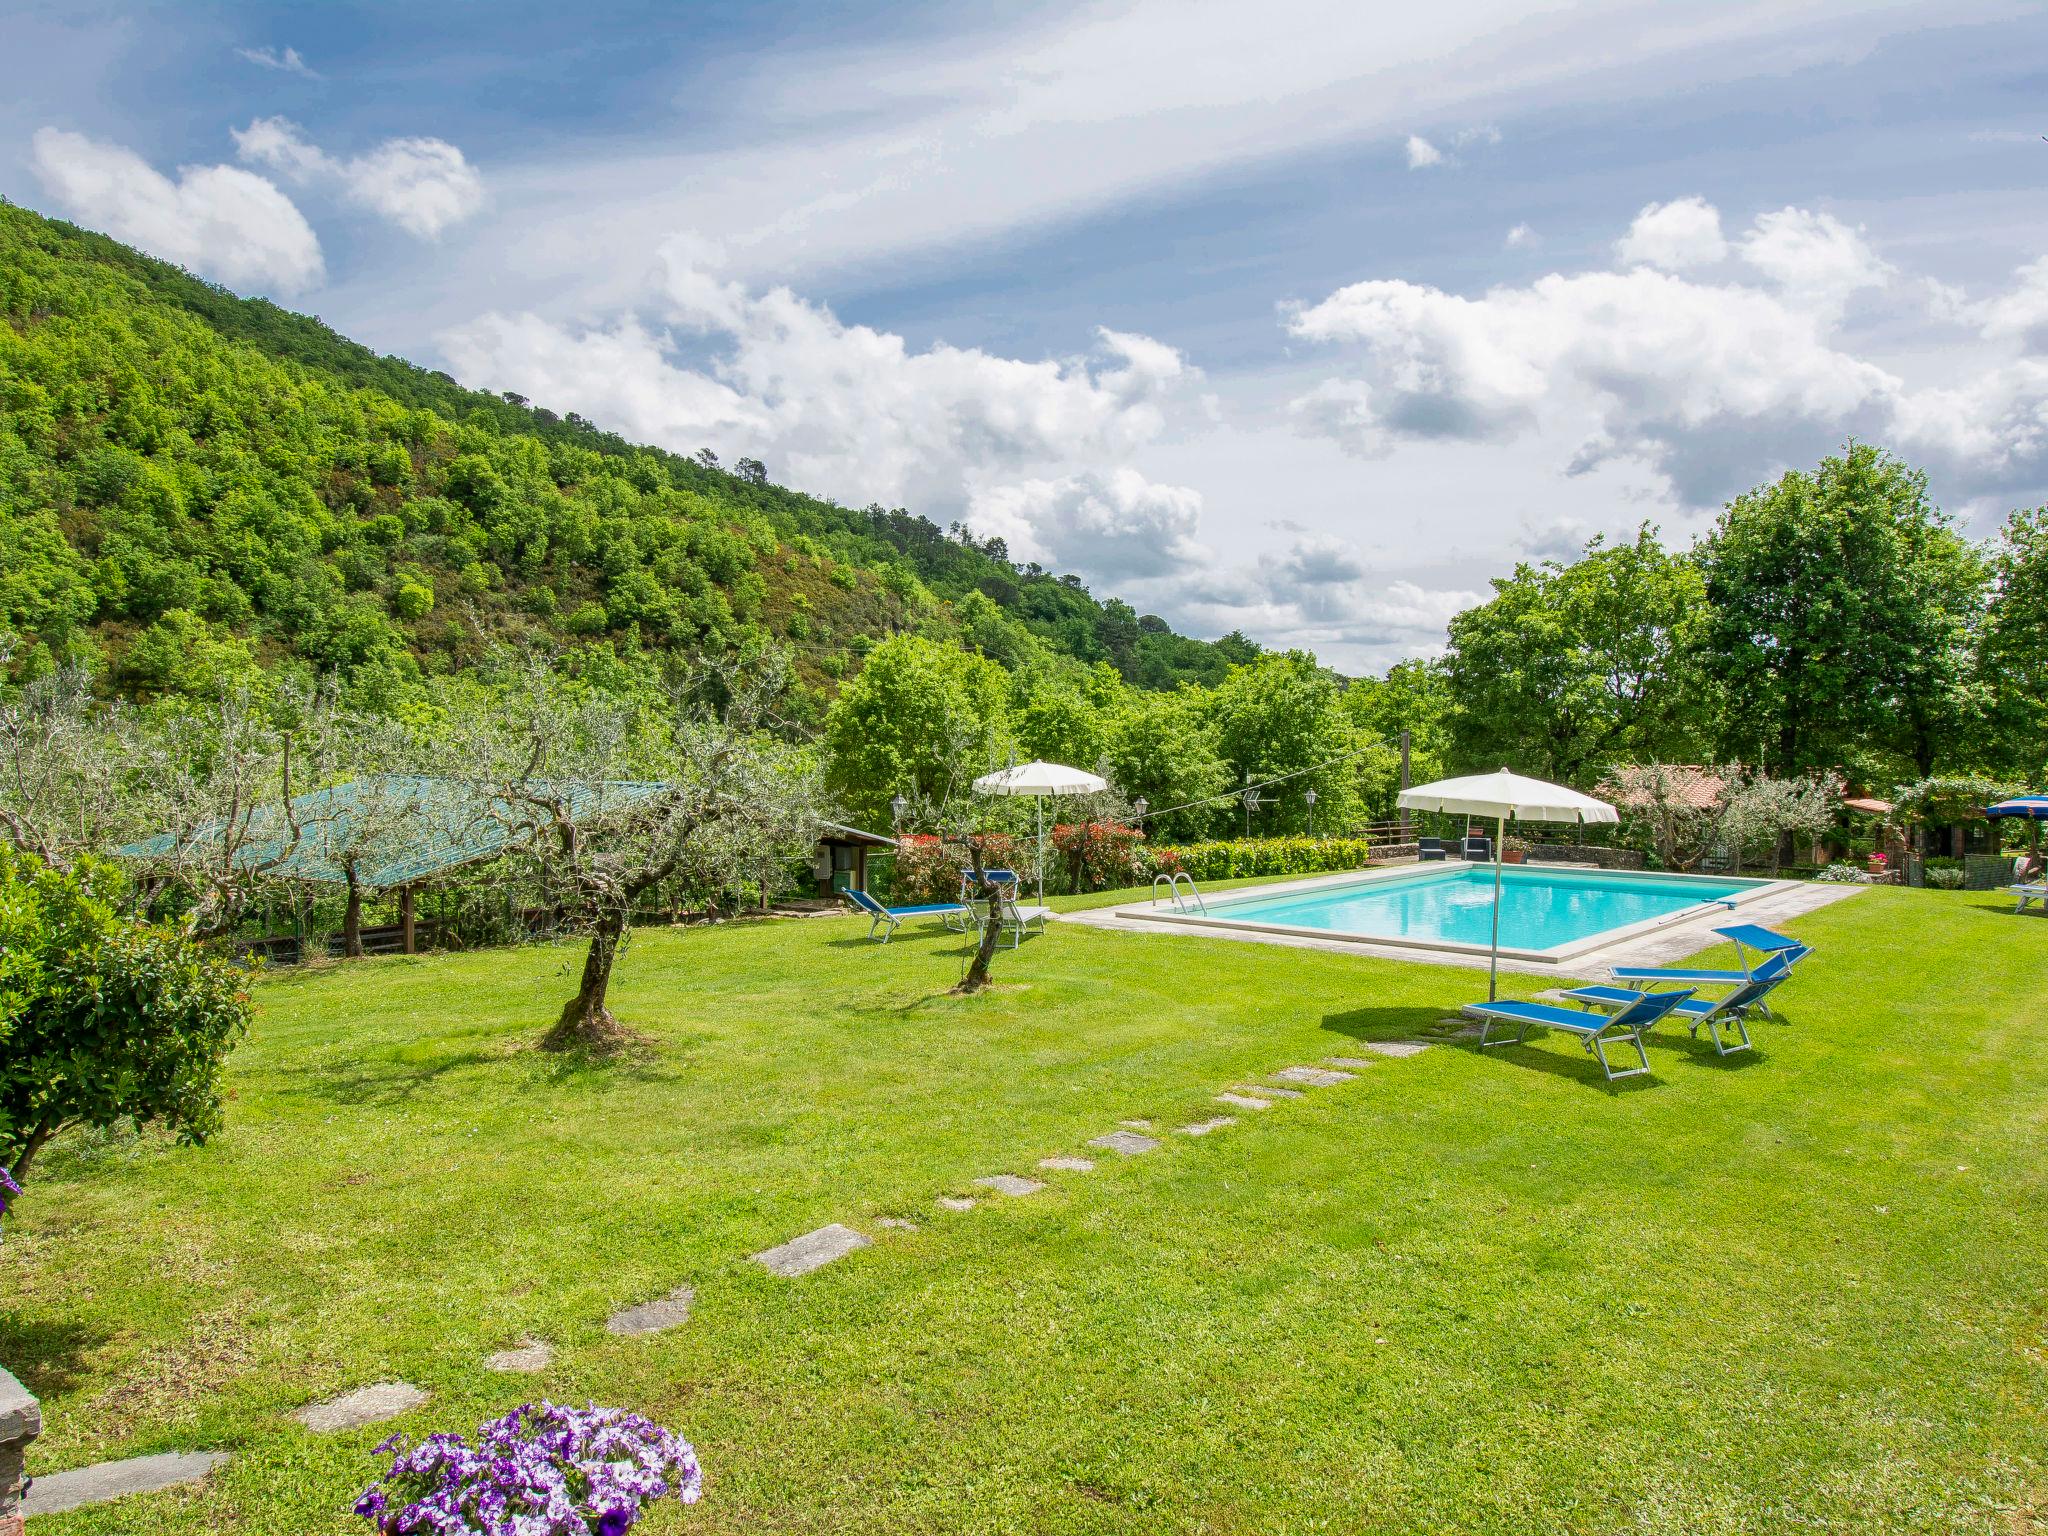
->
115 775 669 891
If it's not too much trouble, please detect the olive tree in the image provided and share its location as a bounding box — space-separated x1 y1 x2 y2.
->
445 658 823 1052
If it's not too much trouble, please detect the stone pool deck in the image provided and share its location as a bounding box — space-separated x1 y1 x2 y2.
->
1061 873 1864 982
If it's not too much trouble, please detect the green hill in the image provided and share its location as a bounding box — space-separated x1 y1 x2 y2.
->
0 201 1245 708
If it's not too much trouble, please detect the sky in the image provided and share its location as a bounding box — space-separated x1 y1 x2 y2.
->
5 0 2048 672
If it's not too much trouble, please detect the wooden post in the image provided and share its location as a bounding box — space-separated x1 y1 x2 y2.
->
399 885 416 954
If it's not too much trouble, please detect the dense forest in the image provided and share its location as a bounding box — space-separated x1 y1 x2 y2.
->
0 200 1244 717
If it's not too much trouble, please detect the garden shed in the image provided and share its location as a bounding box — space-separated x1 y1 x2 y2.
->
811 822 897 896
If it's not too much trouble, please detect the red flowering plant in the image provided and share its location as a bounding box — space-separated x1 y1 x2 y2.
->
889 832 1025 903
1050 820 1146 894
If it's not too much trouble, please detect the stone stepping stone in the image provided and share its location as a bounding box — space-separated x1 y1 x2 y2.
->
1244 1083 1303 1099
753 1223 871 1277
1325 1056 1378 1070
1119 1119 1153 1130
484 1340 553 1373
1216 1091 1272 1110
22 1450 229 1517
1039 1155 1095 1172
1177 1116 1235 1136
1271 1065 1355 1087
1089 1129 1160 1156
935 1196 976 1212
1361 1040 1431 1059
973 1174 1045 1197
293 1381 427 1433
875 1216 920 1231
606 1285 695 1336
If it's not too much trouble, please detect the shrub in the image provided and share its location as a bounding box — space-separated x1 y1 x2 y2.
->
1051 821 1146 893
354 1400 701 1534
888 832 1025 904
0 846 253 1187
1813 863 1868 884
1925 866 1967 889
1148 836 1378 883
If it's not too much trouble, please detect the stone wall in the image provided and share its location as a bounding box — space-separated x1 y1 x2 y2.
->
1524 844 1645 871
0 1364 38 1536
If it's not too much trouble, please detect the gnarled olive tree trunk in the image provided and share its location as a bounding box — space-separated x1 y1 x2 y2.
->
543 901 633 1052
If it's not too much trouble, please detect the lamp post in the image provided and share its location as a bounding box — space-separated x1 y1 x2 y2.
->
889 793 908 832
1132 795 1148 833
1304 787 1318 839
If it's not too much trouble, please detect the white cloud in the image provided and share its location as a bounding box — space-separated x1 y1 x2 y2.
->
1453 124 1502 148
233 117 484 239
1287 200 2048 509
1737 206 1890 317
1505 222 1535 248
1404 134 1444 170
967 470 1209 584
1615 196 1727 270
438 250 1196 524
235 44 316 77
29 126 323 292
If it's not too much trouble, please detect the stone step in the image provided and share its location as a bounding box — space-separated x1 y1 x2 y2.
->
752 1223 871 1277
1271 1065 1355 1087
1176 1117 1235 1136
1088 1129 1160 1156
973 1174 1045 1197
292 1382 426 1434
606 1285 695 1336
22 1450 229 1517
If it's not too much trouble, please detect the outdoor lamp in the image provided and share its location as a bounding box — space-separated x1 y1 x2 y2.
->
1305 787 1318 836
1133 796 1148 825
890 793 908 828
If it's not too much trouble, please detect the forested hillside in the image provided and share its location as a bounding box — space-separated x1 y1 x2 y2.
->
0 201 1242 713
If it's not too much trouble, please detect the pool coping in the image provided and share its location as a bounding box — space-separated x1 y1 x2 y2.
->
1103 861 1797 967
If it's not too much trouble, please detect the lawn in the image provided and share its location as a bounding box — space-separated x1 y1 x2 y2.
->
8 885 2048 1534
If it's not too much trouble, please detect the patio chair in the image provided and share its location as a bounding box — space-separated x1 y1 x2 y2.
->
1460 987 1694 1081
1417 836 1448 862
996 901 1050 949
843 887 977 943
1462 834 1493 861
1559 969 1787 1056
2012 883 2048 915
1609 924 1809 1017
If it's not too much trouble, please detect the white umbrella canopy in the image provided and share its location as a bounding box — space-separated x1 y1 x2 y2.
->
971 760 1112 902
1397 768 1619 1001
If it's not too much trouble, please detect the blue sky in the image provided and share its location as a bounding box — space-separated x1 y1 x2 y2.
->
6 1 2048 668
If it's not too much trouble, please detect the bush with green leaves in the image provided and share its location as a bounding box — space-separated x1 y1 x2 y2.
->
1814 863 1869 884
0 846 253 1187
1924 865 1968 890
1149 836 1379 883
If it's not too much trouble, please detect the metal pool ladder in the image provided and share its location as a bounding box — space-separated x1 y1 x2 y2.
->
1151 872 1207 913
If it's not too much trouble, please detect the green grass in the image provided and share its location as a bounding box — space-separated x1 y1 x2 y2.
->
9 887 2048 1533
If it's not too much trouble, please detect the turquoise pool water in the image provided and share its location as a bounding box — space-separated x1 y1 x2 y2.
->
1201 865 1762 950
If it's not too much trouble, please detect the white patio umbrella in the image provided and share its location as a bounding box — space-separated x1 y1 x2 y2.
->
1396 768 1619 1002
972 759 1110 903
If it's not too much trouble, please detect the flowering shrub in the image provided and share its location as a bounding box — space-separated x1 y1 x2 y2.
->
1925 866 1968 890
354 1401 701 1535
1148 837 1379 883
1051 821 1146 893
887 832 1024 904
1813 863 1868 884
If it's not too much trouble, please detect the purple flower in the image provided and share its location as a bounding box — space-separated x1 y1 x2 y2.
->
353 1401 701 1535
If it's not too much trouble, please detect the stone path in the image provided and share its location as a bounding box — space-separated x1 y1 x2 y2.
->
1119 1119 1153 1130
606 1285 695 1336
1216 1091 1272 1110
1249 1082 1304 1098
875 1216 920 1231
1272 1065 1355 1087
936 1195 976 1211
1176 1117 1235 1136
1357 1040 1431 1058
483 1341 553 1373
973 1174 1044 1197
22 1450 229 1517
1089 1129 1160 1155
1324 1057 1378 1070
1039 1155 1094 1172
753 1224 871 1277
293 1382 427 1433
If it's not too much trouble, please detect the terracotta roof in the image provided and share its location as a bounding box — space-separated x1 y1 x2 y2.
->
1605 765 1730 812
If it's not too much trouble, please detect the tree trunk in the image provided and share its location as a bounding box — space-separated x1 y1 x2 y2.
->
957 879 1006 993
8 1120 57 1185
544 906 632 1051
342 866 364 959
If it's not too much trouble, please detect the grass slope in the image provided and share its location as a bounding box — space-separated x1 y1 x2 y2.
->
7 886 2046 1533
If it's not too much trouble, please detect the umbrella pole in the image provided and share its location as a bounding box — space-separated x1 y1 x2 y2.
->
1037 797 1046 906
1489 813 1505 1002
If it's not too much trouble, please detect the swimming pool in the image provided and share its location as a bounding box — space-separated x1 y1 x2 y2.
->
1141 864 1770 959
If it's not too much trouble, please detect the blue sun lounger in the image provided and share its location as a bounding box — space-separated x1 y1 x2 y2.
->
2012 884 2048 915
1460 987 1695 1081
1560 967 1788 1057
1608 924 1809 1017
843 887 976 943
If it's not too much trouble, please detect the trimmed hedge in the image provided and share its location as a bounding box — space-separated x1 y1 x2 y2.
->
1150 837 1378 882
